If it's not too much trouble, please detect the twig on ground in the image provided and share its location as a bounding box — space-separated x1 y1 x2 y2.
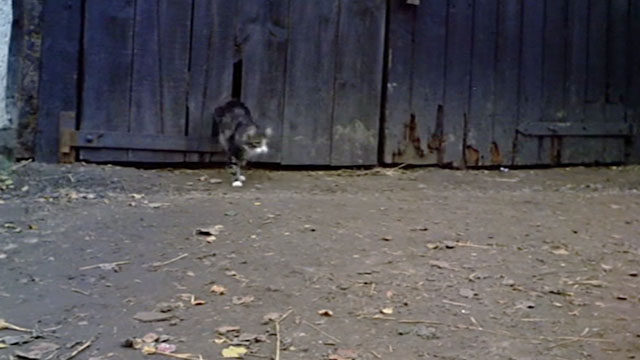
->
533 268 590 277
357 314 441 325
397 319 443 325
9 159 33 171
151 253 188 267
42 325 63 332
151 351 202 360
71 288 91 296
484 177 520 182
371 351 382 359
382 163 408 175
60 336 96 360
44 350 59 360
275 309 294 360
548 338 580 349
455 324 521 339
469 316 482 329
455 241 493 249
546 336 613 349
79 261 130 271
359 314 396 320
549 336 614 343
442 299 470 307
302 320 341 343
0 319 31 332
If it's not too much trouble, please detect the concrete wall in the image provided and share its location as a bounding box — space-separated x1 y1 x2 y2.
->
0 0 12 165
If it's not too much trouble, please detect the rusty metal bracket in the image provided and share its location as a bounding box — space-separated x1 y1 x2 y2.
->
59 111 77 163
517 121 633 137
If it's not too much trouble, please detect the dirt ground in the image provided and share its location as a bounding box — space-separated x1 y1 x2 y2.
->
0 162 639 360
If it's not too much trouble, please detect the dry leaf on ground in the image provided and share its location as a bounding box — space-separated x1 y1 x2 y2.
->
195 225 224 236
221 346 247 358
142 333 159 343
429 260 457 270
262 312 281 324
231 296 254 305
210 285 227 295
317 309 334 317
216 326 241 335
380 307 393 315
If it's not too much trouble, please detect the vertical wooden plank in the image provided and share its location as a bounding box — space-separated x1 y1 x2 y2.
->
156 0 192 162
408 1 448 165
240 0 290 164
441 0 473 167
542 0 568 124
186 0 212 163
128 0 162 162
562 0 601 164
465 0 497 167
330 0 386 166
598 0 629 163
386 1 448 166
630 0 640 162
281 0 338 165
514 0 547 165
564 0 588 124
128 0 191 163
567 0 627 165
36 0 82 162
384 1 415 164
187 0 235 162
607 0 628 118
80 0 135 162
492 0 522 166
585 0 607 123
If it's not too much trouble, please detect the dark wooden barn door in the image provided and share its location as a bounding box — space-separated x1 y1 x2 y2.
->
79 0 227 163
40 0 639 166
384 0 638 167
72 0 386 165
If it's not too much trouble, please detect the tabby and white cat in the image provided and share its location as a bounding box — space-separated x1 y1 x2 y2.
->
213 100 272 187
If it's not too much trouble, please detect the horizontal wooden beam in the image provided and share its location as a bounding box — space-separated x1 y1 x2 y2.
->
62 130 222 153
517 121 632 136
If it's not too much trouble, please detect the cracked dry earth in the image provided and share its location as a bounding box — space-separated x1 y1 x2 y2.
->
0 163 639 360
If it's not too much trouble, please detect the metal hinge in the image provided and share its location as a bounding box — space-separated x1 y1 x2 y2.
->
59 111 77 163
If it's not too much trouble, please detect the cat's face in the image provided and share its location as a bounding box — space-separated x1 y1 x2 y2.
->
242 127 272 156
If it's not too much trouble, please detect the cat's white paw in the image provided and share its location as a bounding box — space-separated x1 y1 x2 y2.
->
239 175 246 181
232 181 243 187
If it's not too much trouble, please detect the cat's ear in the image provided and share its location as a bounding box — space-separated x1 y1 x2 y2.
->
265 127 273 137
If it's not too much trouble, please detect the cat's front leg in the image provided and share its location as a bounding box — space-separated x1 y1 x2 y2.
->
229 156 244 187
234 158 248 185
